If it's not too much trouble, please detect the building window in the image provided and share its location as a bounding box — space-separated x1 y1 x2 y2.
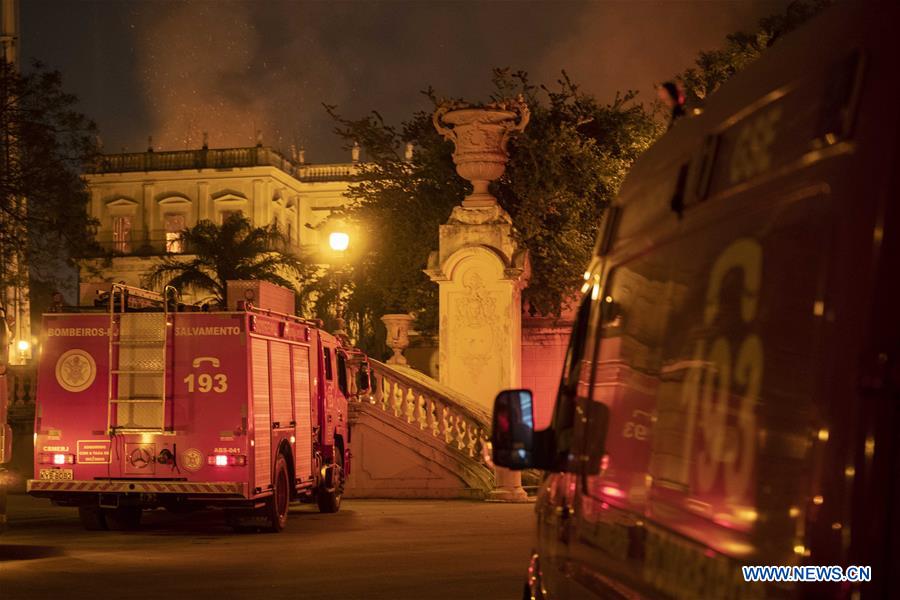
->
220 210 241 224
286 220 293 243
164 213 186 253
112 215 132 253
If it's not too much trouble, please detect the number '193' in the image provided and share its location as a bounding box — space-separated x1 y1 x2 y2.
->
184 372 228 393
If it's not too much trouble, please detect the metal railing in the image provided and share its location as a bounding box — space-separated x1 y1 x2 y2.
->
85 238 195 257
84 238 307 260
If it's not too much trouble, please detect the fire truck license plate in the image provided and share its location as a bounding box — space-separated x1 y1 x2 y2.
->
39 469 73 481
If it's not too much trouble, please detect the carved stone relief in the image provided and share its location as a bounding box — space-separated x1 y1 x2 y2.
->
452 269 502 382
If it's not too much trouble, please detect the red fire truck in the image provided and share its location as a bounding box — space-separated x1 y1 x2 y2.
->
28 281 369 532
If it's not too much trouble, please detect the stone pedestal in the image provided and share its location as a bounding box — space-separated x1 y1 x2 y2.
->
426 205 530 502
426 205 528 409
428 99 531 502
489 469 530 502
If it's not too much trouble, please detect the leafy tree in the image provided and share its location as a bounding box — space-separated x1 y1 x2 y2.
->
322 69 662 355
0 60 99 307
494 71 661 316
677 0 832 104
143 214 315 307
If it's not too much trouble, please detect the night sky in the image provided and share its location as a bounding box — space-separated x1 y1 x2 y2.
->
23 0 788 163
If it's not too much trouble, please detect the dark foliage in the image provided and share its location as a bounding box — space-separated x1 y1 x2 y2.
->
0 60 99 299
143 214 315 307
677 0 832 104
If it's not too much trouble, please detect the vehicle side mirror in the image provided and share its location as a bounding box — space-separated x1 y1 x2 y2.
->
356 368 371 393
491 389 535 470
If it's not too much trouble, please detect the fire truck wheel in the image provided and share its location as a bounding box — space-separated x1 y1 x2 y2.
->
105 506 142 531
265 454 291 532
316 447 344 514
78 505 108 531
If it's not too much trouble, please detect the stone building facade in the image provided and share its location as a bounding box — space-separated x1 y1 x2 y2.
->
79 144 357 304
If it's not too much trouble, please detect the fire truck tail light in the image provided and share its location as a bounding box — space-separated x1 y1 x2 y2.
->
208 454 247 466
40 452 74 465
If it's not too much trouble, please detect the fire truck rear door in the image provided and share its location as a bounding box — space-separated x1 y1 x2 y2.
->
250 337 272 492
291 343 314 483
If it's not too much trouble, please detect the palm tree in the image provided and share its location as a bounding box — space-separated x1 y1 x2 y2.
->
143 214 314 307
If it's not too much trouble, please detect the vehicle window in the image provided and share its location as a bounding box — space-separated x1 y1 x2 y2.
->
585 262 676 505
323 347 333 381
550 291 599 467
559 293 594 396
336 352 348 396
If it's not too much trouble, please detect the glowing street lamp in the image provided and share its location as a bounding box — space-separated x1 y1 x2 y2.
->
329 231 350 252
15 339 31 363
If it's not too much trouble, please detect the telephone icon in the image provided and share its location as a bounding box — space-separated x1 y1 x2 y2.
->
192 356 220 368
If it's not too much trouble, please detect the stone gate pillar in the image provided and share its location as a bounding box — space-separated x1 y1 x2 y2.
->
426 98 530 501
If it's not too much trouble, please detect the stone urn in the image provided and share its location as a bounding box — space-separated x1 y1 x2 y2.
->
381 313 414 365
433 97 530 209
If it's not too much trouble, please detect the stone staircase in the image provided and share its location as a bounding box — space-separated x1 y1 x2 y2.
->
345 360 495 499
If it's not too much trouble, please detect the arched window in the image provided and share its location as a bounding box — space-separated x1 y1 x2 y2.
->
157 196 192 254
164 213 186 253
105 197 139 254
112 215 132 253
212 190 249 224
220 210 242 224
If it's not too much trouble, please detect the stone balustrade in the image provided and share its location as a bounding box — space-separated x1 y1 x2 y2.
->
345 358 495 498
5 365 36 422
295 162 360 182
364 359 492 465
3 365 37 491
88 146 297 174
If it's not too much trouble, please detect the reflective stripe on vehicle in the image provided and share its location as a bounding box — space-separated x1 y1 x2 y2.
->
27 479 245 495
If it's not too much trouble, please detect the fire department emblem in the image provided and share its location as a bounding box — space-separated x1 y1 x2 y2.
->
55 349 97 393
182 448 203 472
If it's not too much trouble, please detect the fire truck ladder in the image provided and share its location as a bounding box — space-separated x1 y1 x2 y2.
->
106 284 179 434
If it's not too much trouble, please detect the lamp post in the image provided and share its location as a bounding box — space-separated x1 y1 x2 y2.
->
329 231 350 339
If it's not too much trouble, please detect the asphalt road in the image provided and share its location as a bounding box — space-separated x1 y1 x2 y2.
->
0 494 535 600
